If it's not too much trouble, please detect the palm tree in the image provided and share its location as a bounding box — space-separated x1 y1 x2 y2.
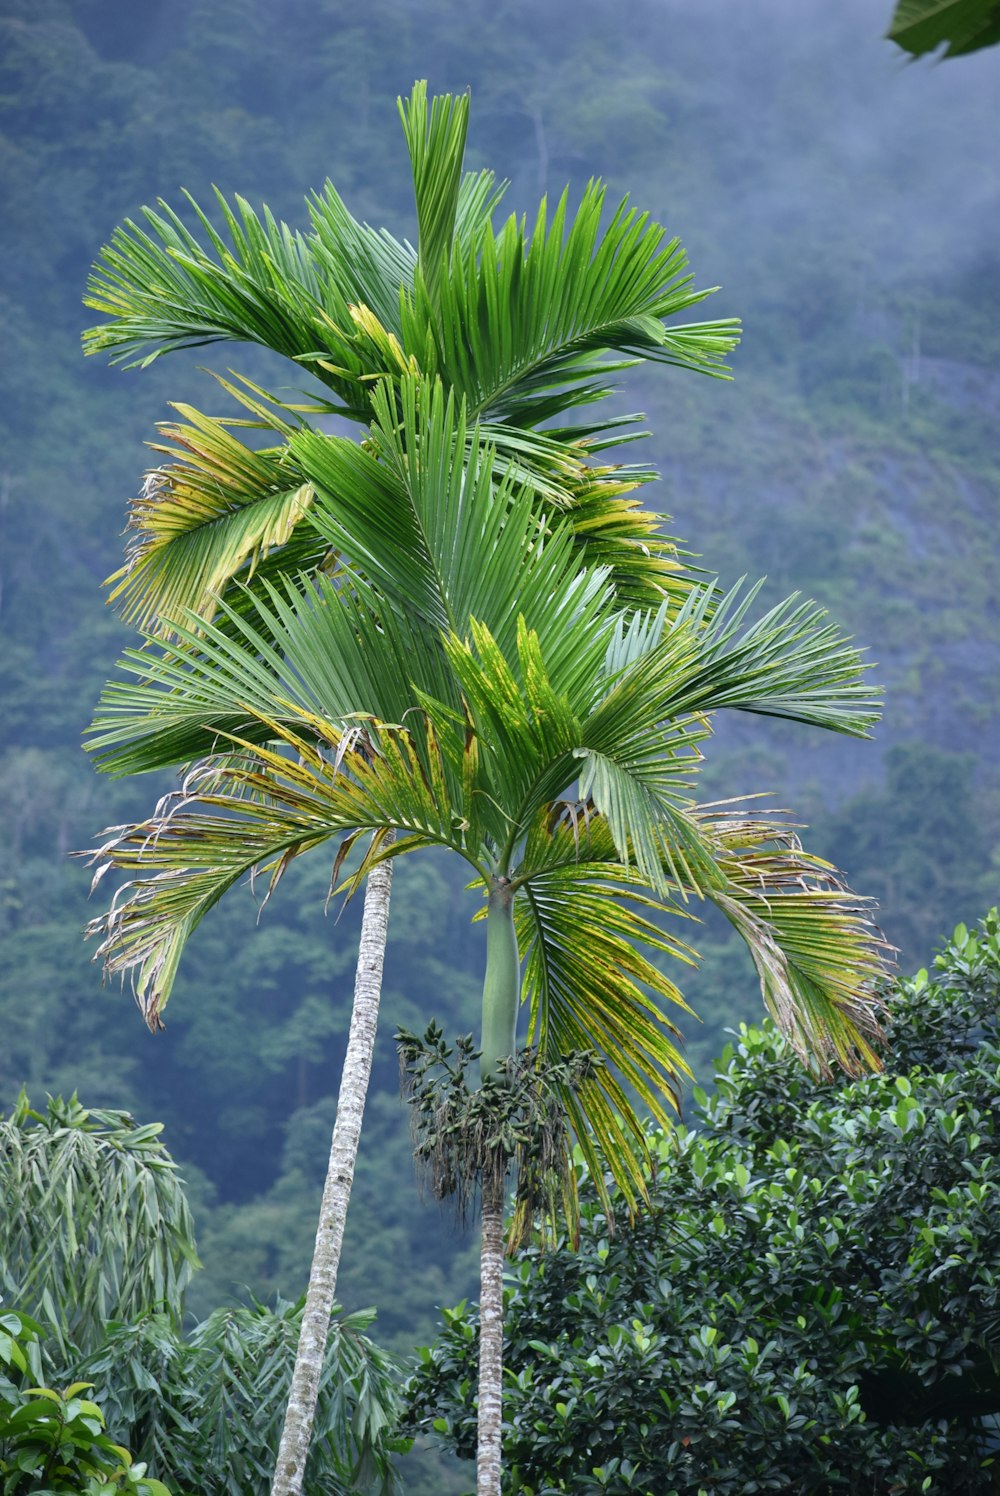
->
85 376 887 1496
83 82 739 1493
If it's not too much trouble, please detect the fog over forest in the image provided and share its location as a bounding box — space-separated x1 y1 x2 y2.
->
1 3 998 1488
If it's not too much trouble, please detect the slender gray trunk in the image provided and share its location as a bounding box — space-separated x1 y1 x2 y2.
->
476 1169 506 1496
270 842 394 1496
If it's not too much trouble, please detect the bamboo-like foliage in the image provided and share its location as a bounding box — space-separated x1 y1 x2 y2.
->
60 1298 401 1496
75 1301 403 1496
0 1093 199 1365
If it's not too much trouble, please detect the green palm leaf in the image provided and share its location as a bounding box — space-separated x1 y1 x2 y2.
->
295 375 621 655
86 571 460 777
589 580 881 742
107 404 315 635
85 707 485 1028
572 743 714 896
559 458 693 612
513 813 697 1214
306 179 416 336
695 807 889 1075
435 617 607 847
511 793 888 1212
398 81 469 311
103 365 686 645
83 188 378 416
400 180 740 430
887 0 1000 57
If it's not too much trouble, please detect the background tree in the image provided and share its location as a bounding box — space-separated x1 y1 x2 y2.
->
0 1093 198 1371
407 910 1000 1494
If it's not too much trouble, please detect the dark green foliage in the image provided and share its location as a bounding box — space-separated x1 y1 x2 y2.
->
0 1298 402 1496
397 1025 595 1246
888 0 1000 58
0 1099 406 1495
76 1301 404 1496
406 912 1000 1493
0 1309 171 1496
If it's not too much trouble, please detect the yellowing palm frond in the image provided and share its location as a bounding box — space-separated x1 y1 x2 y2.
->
108 406 314 635
85 705 487 1029
694 806 890 1076
514 812 699 1218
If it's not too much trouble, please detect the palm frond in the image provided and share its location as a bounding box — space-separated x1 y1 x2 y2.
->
690 583 882 734
435 616 612 847
572 741 715 897
306 179 416 335
108 406 313 634
515 814 699 1216
86 572 460 778
453 168 508 260
561 460 696 612
295 374 619 660
85 708 484 1027
398 81 469 310
695 807 890 1076
433 602 713 884
400 179 740 431
83 190 374 416
590 579 882 742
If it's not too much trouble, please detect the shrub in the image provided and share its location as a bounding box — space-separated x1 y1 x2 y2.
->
0 1308 171 1496
406 911 1000 1494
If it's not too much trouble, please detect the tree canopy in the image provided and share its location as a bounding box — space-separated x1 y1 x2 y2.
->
408 910 1000 1494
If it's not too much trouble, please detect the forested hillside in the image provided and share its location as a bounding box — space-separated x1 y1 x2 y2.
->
1 0 997 1445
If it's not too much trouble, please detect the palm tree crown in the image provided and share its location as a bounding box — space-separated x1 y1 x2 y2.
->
83 83 737 643
86 372 885 1214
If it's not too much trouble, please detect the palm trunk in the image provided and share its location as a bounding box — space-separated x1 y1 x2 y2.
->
480 877 518 1083
270 841 394 1496
475 878 519 1494
477 1167 506 1496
